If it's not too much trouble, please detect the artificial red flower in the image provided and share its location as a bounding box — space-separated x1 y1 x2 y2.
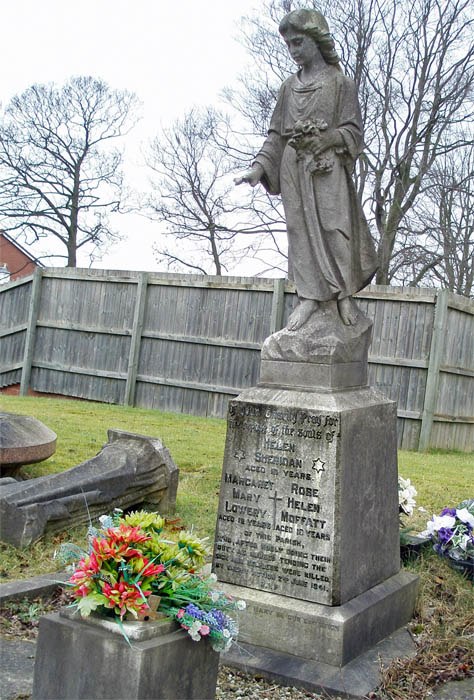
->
89 524 151 564
68 552 101 594
91 536 142 563
101 580 150 619
105 524 151 546
140 560 165 577
72 583 92 598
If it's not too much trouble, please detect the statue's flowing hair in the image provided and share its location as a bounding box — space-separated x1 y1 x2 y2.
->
279 9 341 69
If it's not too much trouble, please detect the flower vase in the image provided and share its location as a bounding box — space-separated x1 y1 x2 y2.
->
32 607 220 700
400 534 430 562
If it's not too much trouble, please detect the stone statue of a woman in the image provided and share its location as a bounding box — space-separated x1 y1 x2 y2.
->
236 8 377 334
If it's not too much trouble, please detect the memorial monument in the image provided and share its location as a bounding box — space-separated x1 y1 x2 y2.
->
213 9 418 695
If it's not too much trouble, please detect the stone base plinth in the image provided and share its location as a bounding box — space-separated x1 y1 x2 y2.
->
32 610 219 700
223 627 416 698
222 570 419 667
260 359 367 390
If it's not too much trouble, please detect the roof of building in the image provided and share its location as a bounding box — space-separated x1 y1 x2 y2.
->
0 231 44 267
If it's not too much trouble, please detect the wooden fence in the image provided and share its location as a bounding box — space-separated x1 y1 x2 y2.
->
1 267 472 451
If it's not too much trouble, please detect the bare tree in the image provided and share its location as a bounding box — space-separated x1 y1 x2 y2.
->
145 107 287 275
392 146 474 296
0 76 139 266
231 0 474 286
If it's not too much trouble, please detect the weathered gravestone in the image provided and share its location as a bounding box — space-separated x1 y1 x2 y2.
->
0 429 179 547
215 8 418 695
212 373 419 668
213 343 419 693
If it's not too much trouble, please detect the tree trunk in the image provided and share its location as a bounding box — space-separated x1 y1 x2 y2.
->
68 167 81 267
209 225 222 276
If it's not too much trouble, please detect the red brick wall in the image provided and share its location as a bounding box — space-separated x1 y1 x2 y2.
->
0 234 38 280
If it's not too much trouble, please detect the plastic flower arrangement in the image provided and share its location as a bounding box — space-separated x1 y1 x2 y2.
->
56 509 245 651
420 499 474 563
398 476 417 519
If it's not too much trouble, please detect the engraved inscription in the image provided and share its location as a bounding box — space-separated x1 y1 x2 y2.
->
213 401 341 604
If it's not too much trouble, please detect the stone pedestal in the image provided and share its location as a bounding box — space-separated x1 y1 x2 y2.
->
214 386 402 607
212 378 418 687
32 609 219 700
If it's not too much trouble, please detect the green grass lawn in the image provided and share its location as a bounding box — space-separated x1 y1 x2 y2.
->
0 394 472 579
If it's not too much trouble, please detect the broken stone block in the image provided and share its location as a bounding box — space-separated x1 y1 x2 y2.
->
0 429 179 547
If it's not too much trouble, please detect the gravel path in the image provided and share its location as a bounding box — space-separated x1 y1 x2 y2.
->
216 667 344 700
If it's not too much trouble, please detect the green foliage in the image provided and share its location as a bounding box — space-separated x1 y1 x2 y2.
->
76 592 106 617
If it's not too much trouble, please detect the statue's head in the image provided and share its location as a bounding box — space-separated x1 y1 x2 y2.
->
279 9 340 67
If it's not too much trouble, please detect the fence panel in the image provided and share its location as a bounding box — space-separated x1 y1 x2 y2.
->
29 271 138 403
135 279 275 415
355 289 437 449
0 276 32 388
0 268 472 451
429 294 474 451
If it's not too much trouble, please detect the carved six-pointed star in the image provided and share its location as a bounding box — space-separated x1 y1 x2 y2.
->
312 458 326 473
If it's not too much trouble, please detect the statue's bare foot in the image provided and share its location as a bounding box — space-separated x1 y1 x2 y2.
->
287 299 318 331
338 297 358 326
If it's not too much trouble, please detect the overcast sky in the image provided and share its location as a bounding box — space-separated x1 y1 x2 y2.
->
1 0 269 274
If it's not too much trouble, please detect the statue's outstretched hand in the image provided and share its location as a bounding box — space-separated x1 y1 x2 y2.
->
234 163 264 187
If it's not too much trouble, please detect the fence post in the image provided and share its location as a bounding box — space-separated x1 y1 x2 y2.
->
124 272 148 406
269 278 286 334
419 289 449 451
20 268 43 396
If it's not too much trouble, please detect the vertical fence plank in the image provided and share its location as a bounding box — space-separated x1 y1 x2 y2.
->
269 278 286 333
124 273 148 406
19 268 43 396
419 290 449 450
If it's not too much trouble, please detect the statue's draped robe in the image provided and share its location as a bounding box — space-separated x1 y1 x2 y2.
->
255 66 377 302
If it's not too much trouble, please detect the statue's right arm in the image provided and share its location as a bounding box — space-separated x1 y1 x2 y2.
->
235 81 287 192
234 163 265 187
